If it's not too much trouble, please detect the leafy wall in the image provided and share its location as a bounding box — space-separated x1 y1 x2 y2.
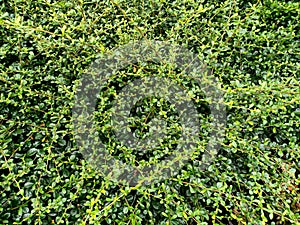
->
0 0 299 224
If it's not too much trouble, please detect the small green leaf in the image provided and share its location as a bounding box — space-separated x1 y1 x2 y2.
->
24 182 34 189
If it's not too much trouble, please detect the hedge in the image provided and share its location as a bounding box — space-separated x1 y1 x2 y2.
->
0 0 299 224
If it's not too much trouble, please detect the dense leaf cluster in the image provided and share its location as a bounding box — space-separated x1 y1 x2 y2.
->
0 0 299 224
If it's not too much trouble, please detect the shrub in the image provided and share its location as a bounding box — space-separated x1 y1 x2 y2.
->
0 0 299 224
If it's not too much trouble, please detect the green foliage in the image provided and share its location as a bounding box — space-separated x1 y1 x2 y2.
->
0 0 299 224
